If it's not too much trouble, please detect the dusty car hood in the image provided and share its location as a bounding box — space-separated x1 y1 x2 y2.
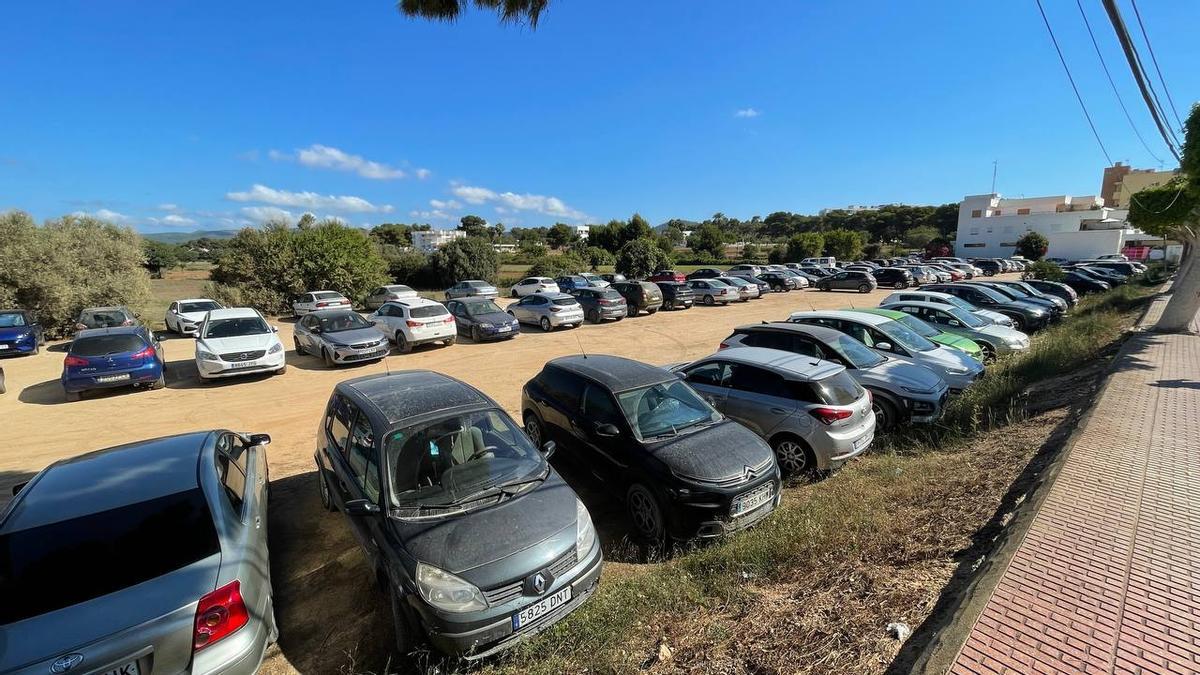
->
0 326 33 340
864 357 946 393
468 310 517 326
320 326 385 346
197 332 279 354
648 419 775 484
391 470 579 582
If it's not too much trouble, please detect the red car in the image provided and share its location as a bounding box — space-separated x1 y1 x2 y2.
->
647 269 686 283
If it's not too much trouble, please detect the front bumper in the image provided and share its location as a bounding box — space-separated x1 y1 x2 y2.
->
669 476 781 540
198 350 286 379
0 335 37 354
330 341 391 363
476 323 520 340
905 389 948 423
422 545 603 659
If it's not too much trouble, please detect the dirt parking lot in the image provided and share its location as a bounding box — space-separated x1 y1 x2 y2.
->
0 279 1015 673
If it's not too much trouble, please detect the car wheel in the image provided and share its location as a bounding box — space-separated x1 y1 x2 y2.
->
703 294 715 306
979 342 997 362
772 435 817 477
0 370 6 395
626 483 666 544
471 325 483 342
389 583 417 657
31 341 40 356
65 389 80 402
317 468 336 512
524 412 543 447
151 373 166 390
323 347 336 368
587 309 600 324
858 283 871 293
293 337 306 356
444 335 456 346
872 397 898 431
1010 316 1025 331
511 289 519 298
540 317 553 332
275 364 288 375
396 332 412 354
894 281 906 289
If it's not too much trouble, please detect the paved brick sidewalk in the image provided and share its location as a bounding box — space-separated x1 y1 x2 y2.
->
950 306 1200 674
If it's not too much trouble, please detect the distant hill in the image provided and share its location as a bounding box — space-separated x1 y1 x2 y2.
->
655 220 700 232
141 229 240 244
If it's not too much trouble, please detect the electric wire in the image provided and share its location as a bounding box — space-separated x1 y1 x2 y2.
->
1035 0 1113 165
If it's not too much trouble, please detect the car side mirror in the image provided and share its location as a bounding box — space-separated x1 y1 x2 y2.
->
272 325 279 333
249 433 271 446
310 326 321 334
12 481 28 496
345 499 381 517
875 342 893 351
948 320 960 327
594 423 620 438
540 440 556 458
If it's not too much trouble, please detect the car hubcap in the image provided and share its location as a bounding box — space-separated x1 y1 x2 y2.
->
629 491 660 537
775 440 809 473
873 403 890 429
541 318 551 331
525 417 541 446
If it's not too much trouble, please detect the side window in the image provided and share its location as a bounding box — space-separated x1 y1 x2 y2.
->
169 302 178 312
215 434 247 515
326 395 353 456
581 384 622 425
729 364 790 399
540 368 585 410
789 336 823 359
867 328 898 351
684 361 732 387
346 412 381 502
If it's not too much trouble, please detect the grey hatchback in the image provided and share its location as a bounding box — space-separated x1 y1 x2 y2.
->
314 372 602 659
1 431 276 675
293 309 391 366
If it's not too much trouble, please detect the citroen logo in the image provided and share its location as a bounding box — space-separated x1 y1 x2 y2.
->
532 572 547 595
50 654 84 673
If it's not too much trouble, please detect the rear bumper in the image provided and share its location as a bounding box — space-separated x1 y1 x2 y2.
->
193 599 274 675
547 312 585 327
62 362 162 393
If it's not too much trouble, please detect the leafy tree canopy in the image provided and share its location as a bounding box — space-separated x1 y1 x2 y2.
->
429 235 499 286
615 238 673 279
1014 231 1049 260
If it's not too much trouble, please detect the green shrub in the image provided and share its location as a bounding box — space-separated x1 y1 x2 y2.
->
1022 260 1065 281
615 238 672 278
527 252 590 278
428 236 499 286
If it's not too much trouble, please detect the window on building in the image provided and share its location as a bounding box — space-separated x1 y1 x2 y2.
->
986 227 993 233
971 209 983 218
969 227 979 236
1017 208 1031 215
993 209 1002 216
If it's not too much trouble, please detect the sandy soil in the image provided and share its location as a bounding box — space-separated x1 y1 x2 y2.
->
0 278 1015 674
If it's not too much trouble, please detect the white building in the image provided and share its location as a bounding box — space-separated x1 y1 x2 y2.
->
570 225 590 241
819 204 894 216
412 229 466 253
954 193 1140 260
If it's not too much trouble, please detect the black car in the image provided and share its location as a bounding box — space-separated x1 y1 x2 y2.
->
610 281 664 316
970 281 1065 316
1021 279 1079 307
570 287 629 323
757 271 796 292
446 297 520 342
684 267 724 281
655 281 694 310
970 259 1003 276
0 309 45 356
746 276 772 295
315 372 602 658
923 283 1050 332
815 270 878 293
870 267 914 290
1074 265 1128 285
521 355 780 543
1062 270 1110 294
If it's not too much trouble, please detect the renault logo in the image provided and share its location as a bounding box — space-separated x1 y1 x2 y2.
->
532 572 547 595
50 654 84 673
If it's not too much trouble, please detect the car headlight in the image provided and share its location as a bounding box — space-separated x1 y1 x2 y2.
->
946 366 969 375
268 342 283 355
197 350 218 361
576 498 596 560
479 322 494 329
415 562 487 612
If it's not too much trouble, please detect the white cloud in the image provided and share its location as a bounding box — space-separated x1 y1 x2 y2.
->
240 206 296 223
73 208 132 225
146 213 197 227
157 203 180 211
409 209 454 221
415 168 432 180
734 108 760 118
449 184 588 221
226 184 394 214
429 199 462 210
270 144 407 180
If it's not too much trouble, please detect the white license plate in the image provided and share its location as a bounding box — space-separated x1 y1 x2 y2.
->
497 325 512 332
95 373 131 383
0 344 8 350
101 661 139 675
853 433 873 451
732 484 774 517
512 586 572 630
230 360 259 369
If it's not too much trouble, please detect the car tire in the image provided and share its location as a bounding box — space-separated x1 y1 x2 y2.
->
626 483 666 544
323 348 336 368
444 335 456 346
771 434 817 477
588 309 601 324
523 412 544 448
294 337 306 356
65 390 80 402
275 364 288 375
389 583 418 657
703 295 715 306
871 397 898 431
151 373 166 390
858 283 871 293
396 332 412 354
511 289 519 298
978 342 998 362
0 370 6 395
894 281 906 289
1009 316 1025 331
31 341 40 356
317 468 336 511
540 317 553 332
471 326 483 343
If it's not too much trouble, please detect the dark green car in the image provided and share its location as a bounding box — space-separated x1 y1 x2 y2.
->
849 308 984 362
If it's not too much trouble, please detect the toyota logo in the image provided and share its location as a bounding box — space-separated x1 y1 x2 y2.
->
50 654 84 673
532 572 547 595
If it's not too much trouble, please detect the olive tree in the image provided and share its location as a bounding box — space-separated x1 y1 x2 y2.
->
429 236 500 286
615 238 672 279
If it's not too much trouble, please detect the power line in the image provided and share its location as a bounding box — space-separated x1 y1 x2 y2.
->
1100 0 1183 163
1035 0 1113 165
1128 0 1185 133
1074 0 1163 165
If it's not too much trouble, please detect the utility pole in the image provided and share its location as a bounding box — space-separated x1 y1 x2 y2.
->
991 160 998 195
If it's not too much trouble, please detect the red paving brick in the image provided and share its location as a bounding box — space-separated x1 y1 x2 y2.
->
950 319 1200 675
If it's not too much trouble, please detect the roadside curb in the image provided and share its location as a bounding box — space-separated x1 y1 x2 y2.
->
900 281 1170 675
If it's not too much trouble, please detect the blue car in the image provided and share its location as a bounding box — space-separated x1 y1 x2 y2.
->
62 326 165 401
554 275 596 293
0 309 45 356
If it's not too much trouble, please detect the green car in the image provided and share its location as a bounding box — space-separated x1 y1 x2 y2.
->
848 308 985 362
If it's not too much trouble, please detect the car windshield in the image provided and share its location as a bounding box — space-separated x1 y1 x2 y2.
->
386 409 545 510
995 285 1028 298
552 297 578 306
467 281 489 288
877 319 938 352
0 313 27 327
946 307 988 327
409 305 447 319
830 333 886 368
465 300 504 316
318 312 373 333
314 292 344 300
616 380 720 441
969 285 1009 303
70 334 147 356
204 316 270 338
79 309 131 327
179 301 221 314
895 314 940 338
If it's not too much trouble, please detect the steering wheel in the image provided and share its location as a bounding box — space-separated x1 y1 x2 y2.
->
466 445 498 463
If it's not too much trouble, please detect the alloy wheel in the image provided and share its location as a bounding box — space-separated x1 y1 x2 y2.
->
627 485 664 542
524 414 542 447
773 438 811 475
540 317 552 332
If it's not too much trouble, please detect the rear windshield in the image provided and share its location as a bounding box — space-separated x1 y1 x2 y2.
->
70 334 146 356
0 313 27 327
204 317 269 338
813 371 863 405
180 301 221 314
410 305 448 319
599 290 623 300
553 297 579 306
79 309 131 327
387 285 414 293
314 292 344 300
0 489 219 624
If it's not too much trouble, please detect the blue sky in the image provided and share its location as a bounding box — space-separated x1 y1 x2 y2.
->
1 1 1197 233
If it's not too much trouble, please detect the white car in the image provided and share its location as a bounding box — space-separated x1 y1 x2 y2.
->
368 298 456 353
164 298 223 335
725 264 766 280
364 284 419 309
293 290 352 316
194 308 287 380
801 257 837 268
578 272 610 288
510 277 560 297
879 289 1015 328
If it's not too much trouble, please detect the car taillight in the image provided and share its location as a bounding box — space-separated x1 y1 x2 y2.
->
548 306 562 312
64 355 89 367
809 407 853 425
406 320 422 327
316 302 329 308
132 346 156 360
718 341 730 350
443 316 455 324
193 580 248 651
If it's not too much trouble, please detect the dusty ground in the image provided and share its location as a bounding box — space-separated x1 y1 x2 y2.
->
0 276 1021 675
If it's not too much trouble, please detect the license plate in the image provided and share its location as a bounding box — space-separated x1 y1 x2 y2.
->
732 484 774 517
0 344 8 350
101 661 139 675
230 360 259 369
512 586 572 630
95 373 131 383
853 433 873 451
497 325 512 332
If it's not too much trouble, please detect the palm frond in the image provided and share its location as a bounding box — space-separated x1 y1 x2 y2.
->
397 0 549 26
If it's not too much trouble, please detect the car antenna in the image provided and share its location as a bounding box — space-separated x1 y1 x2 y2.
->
573 326 588 359
848 299 856 309
808 300 816 311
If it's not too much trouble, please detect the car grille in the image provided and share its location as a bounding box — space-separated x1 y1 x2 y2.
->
342 350 385 362
220 350 265 362
349 340 382 350
483 548 578 606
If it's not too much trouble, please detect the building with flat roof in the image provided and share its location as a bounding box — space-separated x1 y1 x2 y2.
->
412 229 466 252
570 225 590 241
1100 162 1180 208
954 193 1141 260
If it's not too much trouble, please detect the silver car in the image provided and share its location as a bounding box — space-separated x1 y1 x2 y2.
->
672 347 875 475
715 276 760 301
293 309 391 366
881 301 1030 359
507 292 585 332
0 430 276 675
879 290 1015 328
445 279 499 300
364 284 419 310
